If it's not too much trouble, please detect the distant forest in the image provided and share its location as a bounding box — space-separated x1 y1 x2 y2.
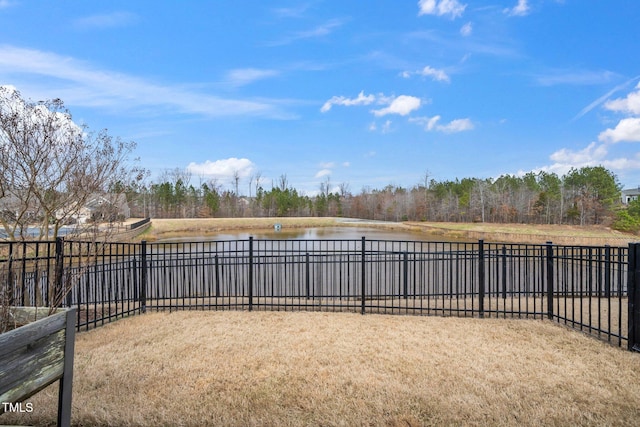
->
120 165 640 231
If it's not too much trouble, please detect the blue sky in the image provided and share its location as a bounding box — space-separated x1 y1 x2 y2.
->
1 0 640 196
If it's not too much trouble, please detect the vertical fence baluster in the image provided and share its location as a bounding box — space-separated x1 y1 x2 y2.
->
546 242 554 320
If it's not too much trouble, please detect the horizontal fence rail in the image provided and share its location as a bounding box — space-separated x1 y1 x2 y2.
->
1 237 637 350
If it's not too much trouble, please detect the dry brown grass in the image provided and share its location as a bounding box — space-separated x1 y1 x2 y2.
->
405 221 639 246
140 217 344 241
4 311 640 426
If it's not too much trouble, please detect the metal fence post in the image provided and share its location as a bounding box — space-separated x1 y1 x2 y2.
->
54 237 65 308
248 237 254 312
478 239 485 318
141 240 147 313
361 236 366 315
546 241 554 320
628 243 640 352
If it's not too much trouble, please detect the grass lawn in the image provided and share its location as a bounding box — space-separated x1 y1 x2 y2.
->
4 311 640 426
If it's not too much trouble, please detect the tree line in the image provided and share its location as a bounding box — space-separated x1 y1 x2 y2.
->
2 87 635 240
127 165 627 227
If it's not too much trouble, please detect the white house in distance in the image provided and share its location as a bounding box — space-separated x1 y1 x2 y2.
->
57 193 131 224
622 187 640 205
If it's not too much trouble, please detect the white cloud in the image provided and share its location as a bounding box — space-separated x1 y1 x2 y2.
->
598 118 640 143
381 120 392 133
321 91 376 112
186 158 255 180
403 66 450 82
410 115 474 133
550 142 608 164
504 0 530 16
322 92 421 117
226 68 279 87
534 142 640 176
315 169 332 178
420 66 450 82
372 95 421 117
460 22 473 36
319 162 335 169
438 118 474 133
0 46 289 119
418 0 466 19
573 76 640 121
604 82 640 115
0 85 84 145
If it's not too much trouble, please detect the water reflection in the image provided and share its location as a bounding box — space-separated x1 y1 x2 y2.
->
160 226 449 242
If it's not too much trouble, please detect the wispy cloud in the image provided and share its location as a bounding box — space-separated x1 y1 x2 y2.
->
534 69 617 86
540 81 640 177
267 18 346 46
401 65 450 83
225 68 280 87
315 169 332 178
410 115 474 133
74 11 138 30
272 4 313 19
0 45 291 119
418 0 466 19
460 22 472 36
504 0 530 17
320 91 376 113
407 30 521 59
573 76 640 121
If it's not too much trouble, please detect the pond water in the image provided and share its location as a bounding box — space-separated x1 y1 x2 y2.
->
160 226 458 242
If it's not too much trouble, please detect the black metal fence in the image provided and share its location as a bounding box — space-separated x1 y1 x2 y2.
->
1 237 638 350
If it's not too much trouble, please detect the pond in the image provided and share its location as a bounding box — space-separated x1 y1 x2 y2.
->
159 226 457 243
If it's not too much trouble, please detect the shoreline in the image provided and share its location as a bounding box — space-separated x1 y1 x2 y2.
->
138 217 640 246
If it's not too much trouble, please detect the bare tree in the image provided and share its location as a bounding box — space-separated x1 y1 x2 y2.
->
0 86 144 240
279 174 288 191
